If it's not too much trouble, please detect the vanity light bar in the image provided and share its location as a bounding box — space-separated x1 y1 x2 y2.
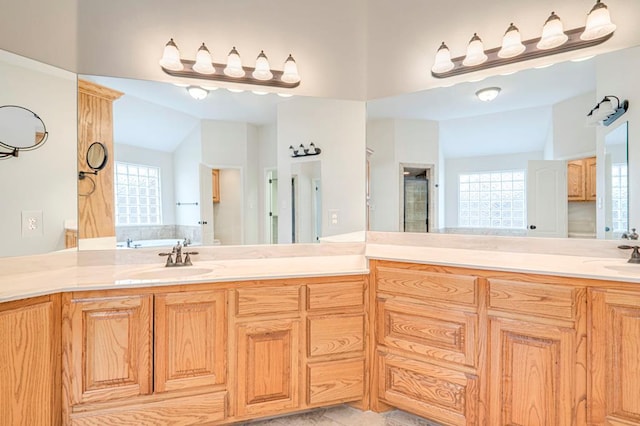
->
431 27 613 79
160 40 301 89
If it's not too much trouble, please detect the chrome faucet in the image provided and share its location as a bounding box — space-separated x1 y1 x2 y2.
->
183 237 191 247
159 242 198 267
621 228 639 240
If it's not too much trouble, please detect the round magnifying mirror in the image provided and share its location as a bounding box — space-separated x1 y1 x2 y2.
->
86 141 108 171
0 105 48 150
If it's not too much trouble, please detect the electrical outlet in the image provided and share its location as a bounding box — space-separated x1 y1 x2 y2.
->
22 210 43 237
329 209 339 226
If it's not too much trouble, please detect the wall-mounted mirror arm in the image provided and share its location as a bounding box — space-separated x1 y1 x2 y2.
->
0 105 49 160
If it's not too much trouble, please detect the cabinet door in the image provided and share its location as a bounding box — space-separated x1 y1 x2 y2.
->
212 169 220 203
567 160 585 201
236 318 300 417
590 289 640 425
586 157 597 201
488 317 576 426
0 297 60 426
155 290 226 393
66 294 152 405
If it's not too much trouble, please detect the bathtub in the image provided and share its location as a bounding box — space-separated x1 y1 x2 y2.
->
117 239 191 249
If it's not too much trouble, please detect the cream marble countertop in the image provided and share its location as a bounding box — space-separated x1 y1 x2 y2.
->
3 234 640 303
366 232 640 283
0 243 367 303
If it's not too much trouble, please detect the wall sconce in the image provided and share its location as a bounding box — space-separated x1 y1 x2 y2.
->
431 1 616 78
289 143 321 158
586 96 629 126
0 105 48 159
160 39 301 89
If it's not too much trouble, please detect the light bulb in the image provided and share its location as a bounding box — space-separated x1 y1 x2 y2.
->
498 23 525 59
537 12 568 50
281 54 301 83
192 43 215 75
224 47 245 78
462 33 488 67
252 50 273 80
187 86 208 100
431 42 455 74
159 38 183 71
581 0 616 41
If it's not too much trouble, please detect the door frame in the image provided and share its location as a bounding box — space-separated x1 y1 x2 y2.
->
399 163 436 233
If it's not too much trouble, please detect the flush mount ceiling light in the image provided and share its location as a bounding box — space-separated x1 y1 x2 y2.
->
431 0 616 79
187 86 208 100
476 87 501 102
586 95 629 126
159 39 301 89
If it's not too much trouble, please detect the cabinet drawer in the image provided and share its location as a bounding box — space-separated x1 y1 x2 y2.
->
376 266 478 308
308 314 365 357
69 391 226 425
378 299 477 367
378 352 478 426
307 279 364 311
488 279 579 320
307 359 364 406
235 285 300 316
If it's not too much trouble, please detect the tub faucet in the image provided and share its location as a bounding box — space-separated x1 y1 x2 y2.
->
126 238 132 248
183 237 191 247
621 228 639 240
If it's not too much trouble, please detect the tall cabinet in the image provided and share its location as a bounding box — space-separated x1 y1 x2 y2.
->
77 80 123 240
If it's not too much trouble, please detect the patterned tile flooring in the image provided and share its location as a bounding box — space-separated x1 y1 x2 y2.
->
240 405 442 426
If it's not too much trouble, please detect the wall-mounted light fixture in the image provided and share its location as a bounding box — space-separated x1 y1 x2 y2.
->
586 95 629 126
160 39 301 89
431 0 616 78
289 143 321 158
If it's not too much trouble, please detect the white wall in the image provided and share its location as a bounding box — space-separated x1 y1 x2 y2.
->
552 91 597 160
444 151 544 227
366 0 640 99
76 0 367 100
173 125 202 227
366 118 440 232
115 143 176 225
0 0 78 72
277 97 366 243
0 50 77 257
257 123 277 243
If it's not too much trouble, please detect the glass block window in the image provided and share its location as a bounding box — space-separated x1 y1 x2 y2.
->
611 163 628 233
115 162 162 226
458 170 526 229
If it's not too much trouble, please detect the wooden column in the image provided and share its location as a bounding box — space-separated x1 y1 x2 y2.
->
77 80 123 240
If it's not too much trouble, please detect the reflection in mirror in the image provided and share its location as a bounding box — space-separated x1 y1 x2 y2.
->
291 160 321 243
79 75 365 248
0 49 77 257
603 122 628 239
86 142 108 171
367 46 638 239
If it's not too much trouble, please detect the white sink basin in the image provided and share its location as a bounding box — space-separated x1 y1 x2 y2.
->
119 267 214 281
603 263 640 275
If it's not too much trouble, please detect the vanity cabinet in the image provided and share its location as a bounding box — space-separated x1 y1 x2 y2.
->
590 288 640 425
372 261 481 426
568 156 596 201
0 295 61 426
486 278 586 426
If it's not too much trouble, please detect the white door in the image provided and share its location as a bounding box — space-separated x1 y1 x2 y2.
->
199 164 214 245
526 160 567 237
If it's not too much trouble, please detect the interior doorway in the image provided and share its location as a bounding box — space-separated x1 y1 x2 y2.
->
266 169 278 244
400 165 432 233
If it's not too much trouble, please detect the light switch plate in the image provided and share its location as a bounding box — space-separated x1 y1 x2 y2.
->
22 210 43 237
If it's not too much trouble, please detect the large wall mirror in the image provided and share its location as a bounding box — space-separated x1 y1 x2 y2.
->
77 75 366 249
0 49 77 257
367 45 638 240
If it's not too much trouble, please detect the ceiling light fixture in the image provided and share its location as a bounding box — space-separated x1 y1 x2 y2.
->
159 40 301 89
187 86 208 100
586 95 629 126
476 87 501 102
431 1 616 79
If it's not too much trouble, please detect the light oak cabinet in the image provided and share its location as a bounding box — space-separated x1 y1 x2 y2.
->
568 156 596 201
373 262 481 425
212 169 220 203
590 289 640 425
0 295 61 426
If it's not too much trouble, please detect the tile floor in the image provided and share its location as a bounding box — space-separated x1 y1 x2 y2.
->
240 405 442 425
